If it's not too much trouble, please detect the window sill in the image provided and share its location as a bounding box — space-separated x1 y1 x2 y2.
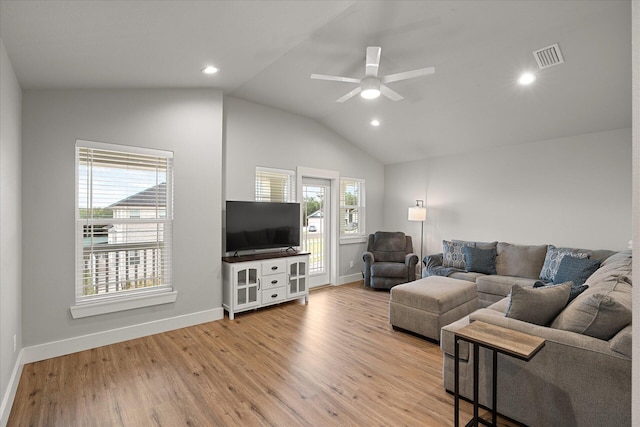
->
340 236 367 245
70 291 178 319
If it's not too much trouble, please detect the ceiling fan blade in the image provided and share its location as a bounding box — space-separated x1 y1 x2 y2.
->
310 73 361 84
380 85 404 101
365 46 381 77
382 67 435 84
336 86 362 103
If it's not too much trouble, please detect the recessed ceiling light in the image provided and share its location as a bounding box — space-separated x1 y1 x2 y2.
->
202 66 219 75
518 72 536 85
370 119 380 127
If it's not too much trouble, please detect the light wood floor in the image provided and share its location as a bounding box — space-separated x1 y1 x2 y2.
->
9 282 518 426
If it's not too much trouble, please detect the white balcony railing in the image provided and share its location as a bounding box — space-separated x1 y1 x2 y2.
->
82 242 166 296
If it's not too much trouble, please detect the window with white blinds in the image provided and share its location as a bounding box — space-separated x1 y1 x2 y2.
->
340 177 365 239
75 140 174 305
255 167 296 202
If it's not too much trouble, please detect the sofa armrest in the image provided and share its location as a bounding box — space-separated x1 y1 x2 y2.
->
405 253 419 267
469 309 629 359
363 251 375 265
424 253 443 268
362 251 374 286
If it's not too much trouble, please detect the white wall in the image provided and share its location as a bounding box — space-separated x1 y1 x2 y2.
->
0 39 23 424
224 97 384 281
384 128 632 257
21 89 223 349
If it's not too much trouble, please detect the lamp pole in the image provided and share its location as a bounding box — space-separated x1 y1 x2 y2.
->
408 200 426 273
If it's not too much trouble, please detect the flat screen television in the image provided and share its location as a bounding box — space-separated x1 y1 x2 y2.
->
225 201 301 253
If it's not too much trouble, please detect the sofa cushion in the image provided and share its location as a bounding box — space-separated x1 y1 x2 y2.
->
495 242 547 279
463 245 497 275
551 275 632 340
505 282 571 326
609 325 632 358
539 245 589 282
553 256 601 287
372 231 407 263
370 262 407 278
476 275 538 298
448 271 485 282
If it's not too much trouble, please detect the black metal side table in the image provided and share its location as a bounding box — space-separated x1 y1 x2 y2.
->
453 321 546 427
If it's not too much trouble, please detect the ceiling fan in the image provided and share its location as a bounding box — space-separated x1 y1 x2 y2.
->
310 46 435 103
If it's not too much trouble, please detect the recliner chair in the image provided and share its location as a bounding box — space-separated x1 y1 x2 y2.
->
362 231 419 289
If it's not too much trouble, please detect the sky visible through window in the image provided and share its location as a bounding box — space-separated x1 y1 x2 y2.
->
79 165 166 209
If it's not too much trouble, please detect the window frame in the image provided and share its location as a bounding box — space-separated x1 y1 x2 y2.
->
71 140 176 319
255 166 296 203
339 177 366 243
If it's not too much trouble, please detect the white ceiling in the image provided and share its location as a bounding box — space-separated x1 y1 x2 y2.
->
0 0 632 164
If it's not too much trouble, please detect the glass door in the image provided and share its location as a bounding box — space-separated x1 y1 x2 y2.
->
302 178 330 287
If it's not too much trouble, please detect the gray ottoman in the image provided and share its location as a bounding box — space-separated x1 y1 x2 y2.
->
389 276 478 341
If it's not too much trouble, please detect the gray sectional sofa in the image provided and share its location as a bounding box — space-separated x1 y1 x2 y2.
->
424 240 632 426
424 241 617 307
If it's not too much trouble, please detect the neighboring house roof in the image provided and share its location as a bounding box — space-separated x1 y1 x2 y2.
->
307 210 324 218
109 183 166 208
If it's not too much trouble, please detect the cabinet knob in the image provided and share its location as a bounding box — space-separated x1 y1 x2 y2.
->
271 280 278 284
271 294 278 298
271 266 278 270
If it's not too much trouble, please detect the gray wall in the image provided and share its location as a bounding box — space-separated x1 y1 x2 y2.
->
21 89 223 347
0 39 22 417
384 128 632 256
224 97 384 280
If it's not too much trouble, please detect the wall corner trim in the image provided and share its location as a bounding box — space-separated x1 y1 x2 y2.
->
0 349 24 427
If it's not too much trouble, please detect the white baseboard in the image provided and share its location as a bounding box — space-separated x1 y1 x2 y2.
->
23 307 224 364
1 349 24 427
1 307 223 426
337 272 363 285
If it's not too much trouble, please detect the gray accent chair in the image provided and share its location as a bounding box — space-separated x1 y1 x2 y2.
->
362 231 419 289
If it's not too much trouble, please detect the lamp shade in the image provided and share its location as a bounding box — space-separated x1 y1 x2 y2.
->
408 206 427 222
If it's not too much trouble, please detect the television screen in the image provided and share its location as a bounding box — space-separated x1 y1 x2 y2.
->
225 201 301 253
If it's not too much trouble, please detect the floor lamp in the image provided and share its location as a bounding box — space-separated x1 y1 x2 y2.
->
408 200 427 271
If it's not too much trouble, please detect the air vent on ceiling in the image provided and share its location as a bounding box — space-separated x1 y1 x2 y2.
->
532 43 564 70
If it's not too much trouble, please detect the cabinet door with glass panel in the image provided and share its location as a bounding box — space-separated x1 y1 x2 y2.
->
287 256 308 301
232 263 261 311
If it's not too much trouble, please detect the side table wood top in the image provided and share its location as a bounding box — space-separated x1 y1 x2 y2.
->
454 320 545 361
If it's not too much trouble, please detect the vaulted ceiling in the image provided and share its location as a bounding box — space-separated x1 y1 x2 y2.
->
0 1 632 164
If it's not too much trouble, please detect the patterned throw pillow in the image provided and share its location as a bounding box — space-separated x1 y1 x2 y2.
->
539 245 589 282
442 240 474 269
553 256 601 287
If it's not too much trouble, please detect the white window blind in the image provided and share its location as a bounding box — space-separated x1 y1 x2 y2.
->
255 167 296 202
340 177 365 238
76 140 174 304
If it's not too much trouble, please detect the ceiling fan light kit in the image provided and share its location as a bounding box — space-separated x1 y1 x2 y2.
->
360 77 381 99
311 46 435 103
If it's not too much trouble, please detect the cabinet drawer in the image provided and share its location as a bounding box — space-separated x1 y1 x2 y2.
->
262 273 287 290
261 287 286 305
262 259 286 276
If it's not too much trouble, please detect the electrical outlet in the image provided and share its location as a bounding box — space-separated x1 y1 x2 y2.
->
13 334 16 352
349 260 354 268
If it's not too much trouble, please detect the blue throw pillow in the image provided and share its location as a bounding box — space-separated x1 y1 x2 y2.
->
554 256 601 287
539 245 589 282
534 280 589 302
463 245 497 275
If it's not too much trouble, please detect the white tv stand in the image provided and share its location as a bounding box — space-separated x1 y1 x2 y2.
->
222 251 310 319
